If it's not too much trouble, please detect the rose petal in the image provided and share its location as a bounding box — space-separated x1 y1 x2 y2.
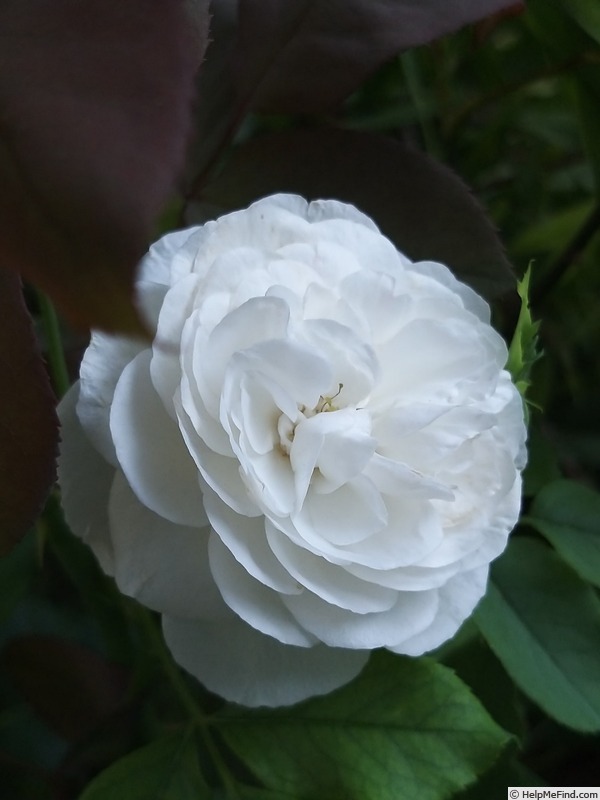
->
77 332 145 465
306 198 380 230
283 584 438 649
177 403 260 517
203 486 301 595
191 199 312 273
141 227 200 286
363 453 454 501
57 384 115 574
208 533 315 646
373 317 493 405
340 269 411 345
290 407 378 507
197 296 291 413
151 273 203 416
299 318 379 406
296 476 387 547
408 260 491 323
110 350 207 526
108 470 221 619
345 559 459 592
389 567 488 656
162 611 369 707
223 337 332 418
335 492 444 569
309 218 403 276
266 522 397 613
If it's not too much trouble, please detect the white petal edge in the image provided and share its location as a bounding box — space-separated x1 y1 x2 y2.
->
389 566 489 656
162 611 369 707
57 383 116 575
77 333 146 466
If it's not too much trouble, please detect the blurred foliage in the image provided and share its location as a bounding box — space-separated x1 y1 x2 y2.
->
2 1 600 797
338 3 600 487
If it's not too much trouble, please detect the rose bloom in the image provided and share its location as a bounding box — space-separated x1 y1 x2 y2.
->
58 194 526 707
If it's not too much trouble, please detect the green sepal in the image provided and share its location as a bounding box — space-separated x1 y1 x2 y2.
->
506 264 541 415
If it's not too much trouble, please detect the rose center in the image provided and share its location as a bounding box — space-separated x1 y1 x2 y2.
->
276 383 343 456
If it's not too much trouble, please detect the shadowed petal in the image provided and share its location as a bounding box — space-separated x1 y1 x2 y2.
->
110 350 207 526
108 471 220 619
58 384 115 575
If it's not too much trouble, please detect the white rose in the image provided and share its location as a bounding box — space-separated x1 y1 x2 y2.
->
58 194 526 707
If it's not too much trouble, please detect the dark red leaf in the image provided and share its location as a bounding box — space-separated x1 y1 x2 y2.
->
0 0 209 334
191 128 515 299
232 0 521 113
3 635 130 742
0 274 58 556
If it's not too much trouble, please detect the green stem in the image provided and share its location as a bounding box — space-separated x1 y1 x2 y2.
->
400 51 443 158
532 204 600 304
36 291 70 398
136 607 240 798
445 52 598 137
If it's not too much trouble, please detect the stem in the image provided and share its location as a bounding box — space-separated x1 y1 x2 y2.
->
136 607 240 798
400 51 443 158
532 204 600 304
36 291 70 398
445 52 599 137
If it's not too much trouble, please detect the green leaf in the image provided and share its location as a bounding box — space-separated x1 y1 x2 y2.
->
525 479 600 589
457 749 546 800
475 537 600 732
194 129 515 300
512 202 593 261
441 637 524 737
506 265 541 403
216 652 509 800
546 0 600 47
235 789 293 800
79 732 211 800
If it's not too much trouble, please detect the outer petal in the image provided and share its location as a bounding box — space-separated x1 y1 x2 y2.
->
309 218 403 276
77 281 168 465
110 350 207 527
307 197 381 231
57 384 115 574
408 260 491 323
77 332 146 466
140 227 199 286
190 198 312 272
162 611 369 707
151 273 203 416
